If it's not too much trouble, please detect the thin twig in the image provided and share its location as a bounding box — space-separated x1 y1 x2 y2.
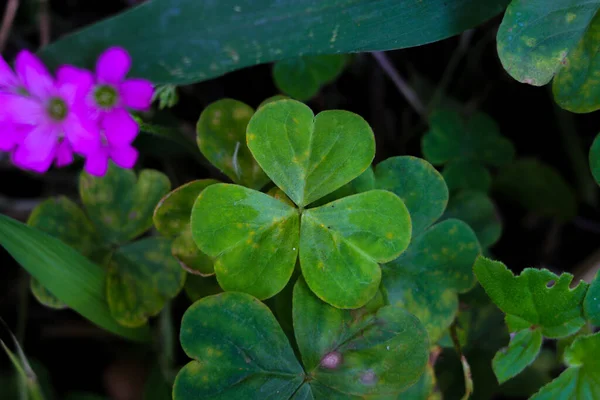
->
39 0 50 47
371 51 427 121
0 0 20 52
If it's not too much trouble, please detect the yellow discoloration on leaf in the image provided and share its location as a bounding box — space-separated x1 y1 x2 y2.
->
566 13 577 23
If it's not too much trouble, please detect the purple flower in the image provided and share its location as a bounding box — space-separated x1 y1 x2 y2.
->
1 50 100 173
76 47 153 176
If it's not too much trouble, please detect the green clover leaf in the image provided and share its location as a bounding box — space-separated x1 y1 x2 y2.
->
247 99 375 208
273 55 349 101
492 328 543 384
173 279 429 399
374 156 481 342
28 164 184 327
422 110 515 168
442 159 492 193
494 158 577 221
497 0 600 112
153 179 219 275
197 99 270 189
192 100 410 309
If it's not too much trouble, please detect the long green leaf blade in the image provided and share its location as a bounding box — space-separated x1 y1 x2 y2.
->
40 0 510 84
0 214 151 342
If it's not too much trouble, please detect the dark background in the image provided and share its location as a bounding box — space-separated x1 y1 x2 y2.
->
1 1 599 399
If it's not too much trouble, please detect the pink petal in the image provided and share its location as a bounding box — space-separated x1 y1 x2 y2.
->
110 145 138 169
0 122 30 151
120 79 153 110
0 56 18 90
96 47 131 85
13 124 58 172
57 65 94 102
15 50 55 99
84 148 109 177
101 108 138 146
55 141 74 167
0 93 43 125
63 110 100 155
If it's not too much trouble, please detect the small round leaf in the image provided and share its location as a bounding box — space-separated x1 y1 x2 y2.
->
197 99 269 189
375 156 448 237
247 99 375 207
191 183 299 300
442 160 492 193
106 237 186 327
300 190 411 309
80 163 171 245
173 292 305 400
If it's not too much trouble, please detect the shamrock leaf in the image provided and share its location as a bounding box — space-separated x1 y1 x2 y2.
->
422 110 515 168
300 190 411 308
494 158 577 221
27 196 101 309
442 160 492 193
530 332 600 399
293 278 429 396
154 179 219 275
28 164 182 327
173 292 305 399
197 99 269 189
173 281 429 399
247 99 374 208
474 256 589 338
590 133 600 186
80 164 171 245
191 183 300 300
497 0 600 112
193 101 409 308
273 55 349 101
441 190 502 249
492 328 543 384
106 237 186 327
374 156 481 342
374 156 448 237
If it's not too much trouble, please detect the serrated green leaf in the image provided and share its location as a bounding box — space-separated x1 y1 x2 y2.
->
154 179 219 275
173 292 305 400
27 196 101 309
494 158 577 221
0 214 150 341
422 110 515 167
247 99 374 207
80 163 171 245
441 190 502 249
374 156 448 237
497 1 600 87
106 237 186 327
197 100 269 189
531 332 600 400
300 190 411 309
191 183 299 300
40 0 509 85
492 328 543 384
590 133 600 185
273 55 348 101
442 160 492 193
293 278 429 396
584 270 600 326
474 256 588 338
382 219 480 343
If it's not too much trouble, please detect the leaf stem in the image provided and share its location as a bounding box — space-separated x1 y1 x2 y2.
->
0 0 19 52
371 51 427 121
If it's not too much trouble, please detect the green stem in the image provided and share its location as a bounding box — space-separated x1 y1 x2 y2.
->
158 301 176 384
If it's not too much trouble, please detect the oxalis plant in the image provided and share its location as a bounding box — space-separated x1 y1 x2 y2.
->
2 1 600 400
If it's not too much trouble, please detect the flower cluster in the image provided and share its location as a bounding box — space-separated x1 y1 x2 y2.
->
0 47 153 176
